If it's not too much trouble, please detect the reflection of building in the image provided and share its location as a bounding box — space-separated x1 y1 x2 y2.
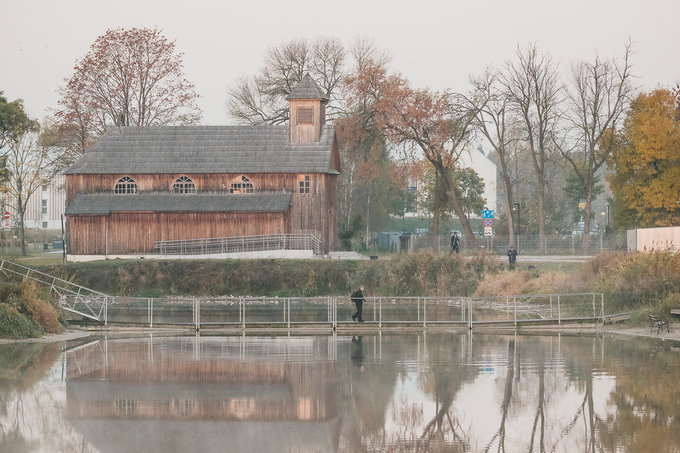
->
65 337 340 452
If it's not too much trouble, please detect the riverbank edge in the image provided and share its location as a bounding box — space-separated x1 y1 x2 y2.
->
3 323 680 345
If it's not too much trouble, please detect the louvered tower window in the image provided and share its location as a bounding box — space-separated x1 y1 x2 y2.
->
114 176 138 194
173 176 196 193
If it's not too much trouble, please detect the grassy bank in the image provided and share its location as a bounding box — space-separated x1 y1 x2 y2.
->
475 251 680 319
34 253 501 298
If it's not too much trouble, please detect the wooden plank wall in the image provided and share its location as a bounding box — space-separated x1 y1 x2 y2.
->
66 172 338 254
288 99 322 143
68 212 288 255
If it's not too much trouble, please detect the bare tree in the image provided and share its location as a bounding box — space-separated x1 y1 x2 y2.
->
502 44 562 254
4 129 59 255
226 37 346 124
373 74 479 245
556 42 634 245
471 69 520 248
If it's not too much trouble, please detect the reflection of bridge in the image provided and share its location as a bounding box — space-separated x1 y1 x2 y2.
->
1 260 607 330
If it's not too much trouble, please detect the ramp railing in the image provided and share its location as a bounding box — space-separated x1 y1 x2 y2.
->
154 233 322 256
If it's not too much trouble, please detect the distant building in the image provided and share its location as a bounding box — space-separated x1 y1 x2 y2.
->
457 147 497 216
21 174 66 231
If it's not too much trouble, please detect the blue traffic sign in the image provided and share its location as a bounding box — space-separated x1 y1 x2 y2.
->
482 209 494 219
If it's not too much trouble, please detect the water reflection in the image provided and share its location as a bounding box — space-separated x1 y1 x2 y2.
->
2 333 680 452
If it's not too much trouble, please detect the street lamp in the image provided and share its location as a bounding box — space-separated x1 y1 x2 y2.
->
513 201 520 253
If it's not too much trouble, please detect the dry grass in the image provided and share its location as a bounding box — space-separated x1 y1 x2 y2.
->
474 270 533 296
20 280 62 334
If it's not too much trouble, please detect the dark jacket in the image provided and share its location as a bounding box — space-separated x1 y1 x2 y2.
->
351 289 364 303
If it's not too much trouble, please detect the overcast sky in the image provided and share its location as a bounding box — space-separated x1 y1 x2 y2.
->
2 0 679 125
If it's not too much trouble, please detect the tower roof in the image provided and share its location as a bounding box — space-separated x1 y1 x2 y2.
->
286 74 328 101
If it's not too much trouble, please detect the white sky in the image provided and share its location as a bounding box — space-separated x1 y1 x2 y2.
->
2 0 679 125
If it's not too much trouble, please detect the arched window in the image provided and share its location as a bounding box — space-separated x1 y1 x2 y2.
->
173 176 196 193
230 175 254 194
114 176 138 194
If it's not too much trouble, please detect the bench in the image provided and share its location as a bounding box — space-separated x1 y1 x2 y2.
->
649 314 669 334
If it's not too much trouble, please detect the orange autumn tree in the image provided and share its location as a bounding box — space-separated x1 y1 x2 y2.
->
608 88 680 228
56 27 202 157
339 54 417 242
367 69 478 245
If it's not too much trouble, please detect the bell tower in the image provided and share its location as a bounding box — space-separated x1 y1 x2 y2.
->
287 74 329 143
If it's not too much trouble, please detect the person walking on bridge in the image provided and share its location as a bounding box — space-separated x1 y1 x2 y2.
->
351 285 365 322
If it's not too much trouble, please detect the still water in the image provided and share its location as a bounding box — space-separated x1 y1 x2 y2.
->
0 332 679 452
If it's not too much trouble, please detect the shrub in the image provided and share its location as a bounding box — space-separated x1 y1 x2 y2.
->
0 304 43 339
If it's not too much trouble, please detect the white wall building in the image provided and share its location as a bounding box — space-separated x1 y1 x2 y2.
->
20 173 66 230
457 147 497 217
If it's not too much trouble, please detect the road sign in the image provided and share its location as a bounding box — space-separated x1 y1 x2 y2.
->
3 211 9 220
484 226 493 236
484 219 493 227
482 209 494 219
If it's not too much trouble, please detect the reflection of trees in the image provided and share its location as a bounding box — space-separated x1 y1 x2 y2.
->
483 340 515 453
528 347 545 453
0 343 60 452
591 338 680 452
415 334 476 452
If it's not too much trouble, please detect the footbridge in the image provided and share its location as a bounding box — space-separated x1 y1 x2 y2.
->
1 260 608 331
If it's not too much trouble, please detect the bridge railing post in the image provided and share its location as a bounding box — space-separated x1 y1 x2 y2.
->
558 295 561 325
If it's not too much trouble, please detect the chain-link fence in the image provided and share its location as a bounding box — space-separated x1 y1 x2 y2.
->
404 232 627 255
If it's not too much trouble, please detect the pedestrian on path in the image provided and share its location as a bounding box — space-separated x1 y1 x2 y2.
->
507 246 518 269
451 232 460 254
351 285 365 322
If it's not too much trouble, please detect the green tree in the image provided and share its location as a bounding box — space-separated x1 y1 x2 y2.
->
608 89 680 228
563 165 603 226
0 91 37 150
421 165 486 224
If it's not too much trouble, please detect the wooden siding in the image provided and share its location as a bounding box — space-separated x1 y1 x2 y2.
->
289 99 323 143
67 212 288 255
66 171 338 254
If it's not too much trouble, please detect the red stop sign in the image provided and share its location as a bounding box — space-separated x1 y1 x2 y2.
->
3 211 9 220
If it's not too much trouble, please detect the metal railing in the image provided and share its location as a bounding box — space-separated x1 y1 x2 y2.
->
154 233 322 256
0 259 111 321
408 232 627 255
59 293 606 330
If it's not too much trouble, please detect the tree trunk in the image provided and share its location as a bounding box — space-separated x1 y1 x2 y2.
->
499 161 516 248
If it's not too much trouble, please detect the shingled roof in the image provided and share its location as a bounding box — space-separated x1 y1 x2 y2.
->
286 73 329 101
64 123 337 175
65 193 293 215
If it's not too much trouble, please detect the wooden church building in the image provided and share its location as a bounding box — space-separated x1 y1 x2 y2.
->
64 75 340 257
